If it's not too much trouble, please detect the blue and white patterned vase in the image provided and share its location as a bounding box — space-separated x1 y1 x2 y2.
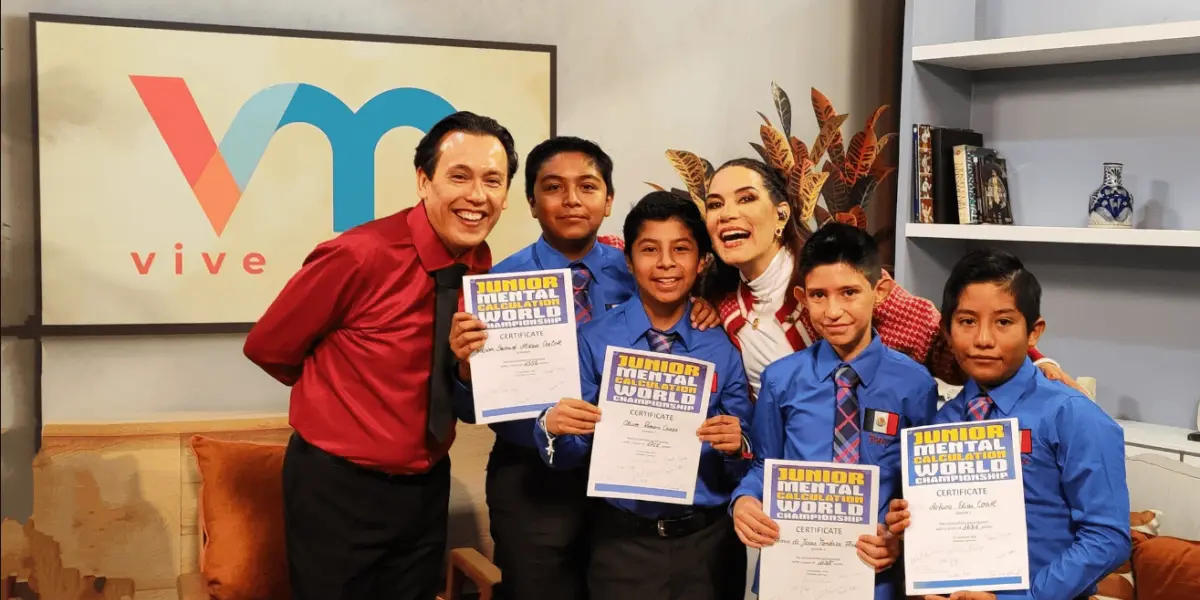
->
1088 163 1133 228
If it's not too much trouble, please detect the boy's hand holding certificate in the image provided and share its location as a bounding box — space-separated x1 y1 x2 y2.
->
587 347 713 505
458 269 580 424
759 460 880 600
900 418 1030 596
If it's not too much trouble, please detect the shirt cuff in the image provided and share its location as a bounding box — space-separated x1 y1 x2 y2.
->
1033 357 1060 368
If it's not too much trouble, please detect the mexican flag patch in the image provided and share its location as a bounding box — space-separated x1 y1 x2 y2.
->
864 409 899 436
1020 429 1033 454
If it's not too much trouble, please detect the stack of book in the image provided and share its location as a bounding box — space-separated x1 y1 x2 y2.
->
912 124 1014 225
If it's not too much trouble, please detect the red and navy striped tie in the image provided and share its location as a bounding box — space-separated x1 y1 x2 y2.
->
571 262 593 324
967 394 994 421
833 365 861 464
646 328 677 354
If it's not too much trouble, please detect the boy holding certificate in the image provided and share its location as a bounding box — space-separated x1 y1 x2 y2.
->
535 191 753 600
731 222 940 599
449 138 718 600
886 249 1130 600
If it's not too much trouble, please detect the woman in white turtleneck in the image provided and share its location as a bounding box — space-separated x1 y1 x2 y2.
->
733 244 797 394
700 158 1076 397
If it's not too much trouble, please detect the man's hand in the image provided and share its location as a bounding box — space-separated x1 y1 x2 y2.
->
924 592 997 600
697 415 742 454
856 523 901 572
545 399 601 436
1036 361 1089 396
732 496 780 549
884 498 910 538
690 298 722 331
449 312 486 381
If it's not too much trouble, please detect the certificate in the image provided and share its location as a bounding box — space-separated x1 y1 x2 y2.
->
902 418 1030 595
462 269 580 424
586 347 713 505
759 460 880 600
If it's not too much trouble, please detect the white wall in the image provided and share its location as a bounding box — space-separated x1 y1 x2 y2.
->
0 0 901 523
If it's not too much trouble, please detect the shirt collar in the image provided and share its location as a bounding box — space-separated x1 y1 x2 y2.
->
624 297 695 352
814 329 884 387
533 235 607 274
961 357 1038 415
407 201 489 273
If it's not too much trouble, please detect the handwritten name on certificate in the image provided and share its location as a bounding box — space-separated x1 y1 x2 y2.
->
462 269 580 425
759 460 879 600
587 347 713 505
902 418 1029 595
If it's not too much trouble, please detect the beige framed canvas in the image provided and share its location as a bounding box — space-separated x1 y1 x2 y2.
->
31 13 554 334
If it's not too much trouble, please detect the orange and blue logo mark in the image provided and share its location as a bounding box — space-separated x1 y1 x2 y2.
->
130 75 456 236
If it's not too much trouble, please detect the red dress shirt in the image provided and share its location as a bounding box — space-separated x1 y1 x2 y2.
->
244 203 490 474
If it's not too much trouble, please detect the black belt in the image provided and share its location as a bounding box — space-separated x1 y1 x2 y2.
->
598 501 727 539
290 433 448 482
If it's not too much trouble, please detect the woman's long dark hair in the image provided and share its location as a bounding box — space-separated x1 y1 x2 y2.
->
700 158 808 304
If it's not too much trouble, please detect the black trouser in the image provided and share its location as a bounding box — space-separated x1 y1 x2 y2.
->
486 436 591 600
588 501 746 600
282 433 450 600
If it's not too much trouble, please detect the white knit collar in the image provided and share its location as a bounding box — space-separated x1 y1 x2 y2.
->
742 247 793 307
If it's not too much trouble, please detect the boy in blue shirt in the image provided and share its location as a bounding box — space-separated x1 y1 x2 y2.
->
448 138 718 600
534 191 753 600
731 222 939 600
885 249 1129 600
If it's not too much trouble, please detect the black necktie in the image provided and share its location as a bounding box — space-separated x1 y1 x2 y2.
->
428 263 468 443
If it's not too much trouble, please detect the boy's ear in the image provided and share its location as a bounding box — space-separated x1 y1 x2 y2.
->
605 193 614 217
874 276 895 305
1027 317 1046 348
793 285 805 305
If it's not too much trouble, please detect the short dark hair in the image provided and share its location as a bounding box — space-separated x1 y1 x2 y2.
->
413 111 519 184
622 191 712 258
524 136 614 203
941 249 1042 333
798 222 882 286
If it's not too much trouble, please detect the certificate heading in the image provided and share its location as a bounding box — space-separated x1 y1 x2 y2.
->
469 273 570 330
906 421 1018 486
769 464 874 525
603 349 709 414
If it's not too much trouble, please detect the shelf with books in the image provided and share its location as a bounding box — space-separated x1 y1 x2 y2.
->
912 20 1200 71
904 223 1200 249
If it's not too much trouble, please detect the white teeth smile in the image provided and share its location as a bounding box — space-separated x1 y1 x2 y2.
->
656 278 680 285
720 230 750 242
456 210 484 222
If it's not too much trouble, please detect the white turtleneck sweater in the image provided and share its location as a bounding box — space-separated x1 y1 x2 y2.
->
736 248 799 395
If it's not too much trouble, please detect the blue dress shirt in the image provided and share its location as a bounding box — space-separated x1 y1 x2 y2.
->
733 332 939 600
534 297 754 520
453 236 636 447
935 358 1130 600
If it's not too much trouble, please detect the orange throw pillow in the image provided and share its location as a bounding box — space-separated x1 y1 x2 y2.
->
1132 535 1200 600
191 435 290 600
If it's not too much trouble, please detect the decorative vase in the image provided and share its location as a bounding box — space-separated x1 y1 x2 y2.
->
1088 163 1133 228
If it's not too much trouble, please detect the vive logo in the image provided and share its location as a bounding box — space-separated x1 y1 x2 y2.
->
130 75 456 236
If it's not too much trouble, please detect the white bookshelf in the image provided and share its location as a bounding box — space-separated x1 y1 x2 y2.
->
912 20 1200 70
905 223 1200 248
1117 418 1200 460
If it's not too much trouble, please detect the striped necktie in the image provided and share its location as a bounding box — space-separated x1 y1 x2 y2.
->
967 394 994 421
646 328 677 354
571 262 593 324
833 365 861 464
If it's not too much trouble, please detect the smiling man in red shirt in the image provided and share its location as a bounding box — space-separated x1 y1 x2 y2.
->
243 111 518 600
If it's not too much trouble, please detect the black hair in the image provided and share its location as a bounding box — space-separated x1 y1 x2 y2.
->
413 111 519 184
622 191 713 258
524 136 614 203
700 158 807 302
941 248 1042 333
798 222 882 286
